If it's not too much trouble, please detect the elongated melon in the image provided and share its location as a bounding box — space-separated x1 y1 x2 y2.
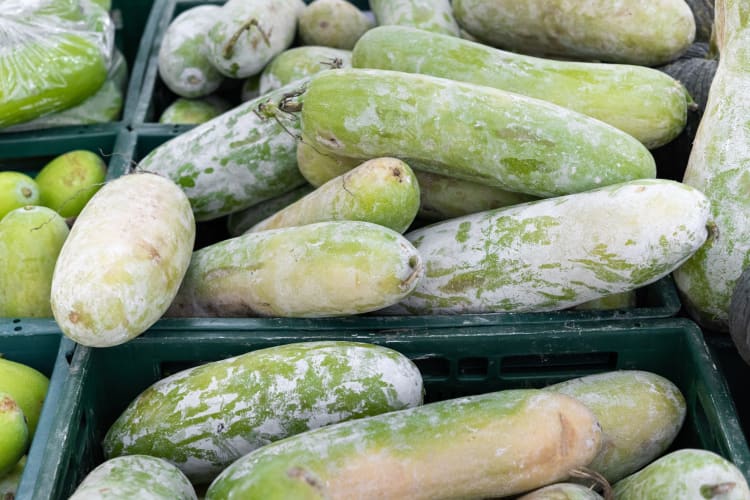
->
673 0 750 332
167 220 423 318
248 157 419 234
383 179 710 315
103 341 424 485
370 0 460 36
352 26 690 149
206 389 602 499
287 68 656 198
137 80 308 221
452 0 695 66
69 455 197 500
547 371 686 483
612 449 750 499
51 173 195 347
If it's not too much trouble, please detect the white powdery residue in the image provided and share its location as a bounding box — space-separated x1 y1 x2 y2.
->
495 447 509 457
178 454 218 478
343 101 382 133
254 418 286 438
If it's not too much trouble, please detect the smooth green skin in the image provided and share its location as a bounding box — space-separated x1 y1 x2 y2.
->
352 26 690 149
69 455 197 500
673 0 750 332
386 179 709 315
573 290 637 311
249 157 420 234
167 220 423 318
158 5 225 98
299 0 375 50
0 171 40 220
370 0 460 36
0 25 107 127
159 98 229 125
0 393 29 478
0 205 69 317
2 79 123 132
226 185 315 236
0 456 25 499
35 150 106 217
51 173 196 347
295 137 536 220
547 371 686 483
1 49 128 132
139 81 308 221
612 449 750 499
104 342 423 485
452 0 695 66
297 69 656 198
413 169 536 221
517 483 604 500
0 357 49 439
259 46 352 94
206 390 602 499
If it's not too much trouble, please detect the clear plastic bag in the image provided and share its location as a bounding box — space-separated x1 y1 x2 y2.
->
0 0 114 128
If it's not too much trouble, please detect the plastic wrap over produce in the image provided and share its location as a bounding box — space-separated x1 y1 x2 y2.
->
0 0 114 128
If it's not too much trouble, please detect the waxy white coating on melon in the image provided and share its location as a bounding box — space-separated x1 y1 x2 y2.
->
385 179 710 315
206 389 602 499
206 0 305 79
103 341 424 485
673 0 750 332
612 449 750 499
157 5 224 98
351 25 690 149
248 157 420 234
138 80 308 221
548 371 686 483
168 220 423 318
452 0 695 66
296 68 656 198
50 173 195 347
370 0 460 36
259 45 352 94
68 455 197 500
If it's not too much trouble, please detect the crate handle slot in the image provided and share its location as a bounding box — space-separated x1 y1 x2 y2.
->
500 352 617 375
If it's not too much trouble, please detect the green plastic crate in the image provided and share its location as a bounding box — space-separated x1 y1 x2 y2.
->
705 333 750 444
0 0 165 150
133 0 371 125
20 318 749 499
0 327 75 499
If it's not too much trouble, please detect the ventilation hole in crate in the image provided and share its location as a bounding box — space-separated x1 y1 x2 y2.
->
12 318 20 323
458 357 489 377
13 326 21 332
501 352 617 375
412 356 450 378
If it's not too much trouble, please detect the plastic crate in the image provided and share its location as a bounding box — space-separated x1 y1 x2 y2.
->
705 333 750 443
133 0 371 126
0 326 75 499
21 318 749 499
0 0 166 150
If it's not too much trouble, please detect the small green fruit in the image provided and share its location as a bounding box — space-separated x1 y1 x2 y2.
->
0 205 70 318
0 357 50 438
35 150 106 217
0 171 40 221
0 393 29 478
